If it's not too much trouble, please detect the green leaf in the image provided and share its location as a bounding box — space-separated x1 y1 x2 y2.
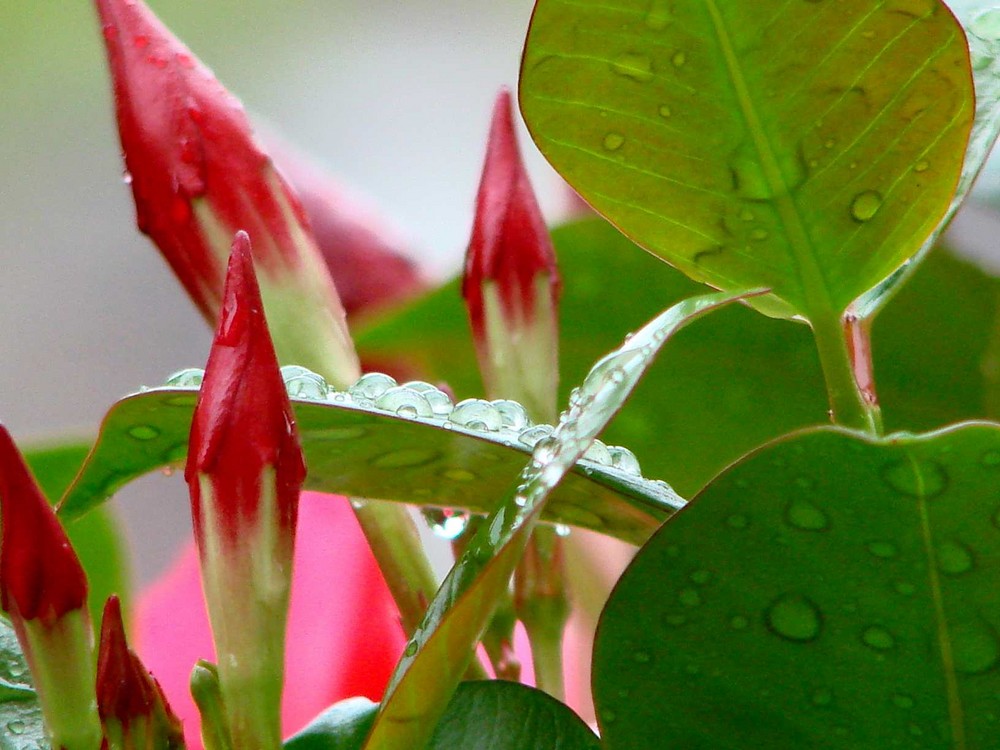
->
520 0 974 319
363 289 756 750
23 441 131 624
0 616 47 749
360 219 1000 496
284 698 378 750
57 382 682 546
593 422 1000 748
285 683 598 750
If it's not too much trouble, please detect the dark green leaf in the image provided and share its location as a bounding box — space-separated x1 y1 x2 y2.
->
0 616 46 750
58 385 683 547
520 0 973 320
24 441 130 624
594 423 1000 748
364 290 755 750
284 698 378 750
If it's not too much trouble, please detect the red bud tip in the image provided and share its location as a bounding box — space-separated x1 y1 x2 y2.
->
462 88 560 337
95 0 315 318
186 233 306 545
0 426 87 624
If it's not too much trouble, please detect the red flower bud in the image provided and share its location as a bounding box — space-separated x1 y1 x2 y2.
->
186 232 305 750
462 88 561 421
96 596 183 748
0 426 87 625
95 0 358 386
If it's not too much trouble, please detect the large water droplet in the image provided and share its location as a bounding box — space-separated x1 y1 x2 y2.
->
165 367 204 387
850 191 883 222
283 369 328 400
951 622 1000 674
349 372 397 401
765 594 822 642
402 381 454 416
603 133 625 151
583 439 613 466
861 625 896 651
404 640 418 657
492 399 531 430
971 8 1000 41
936 540 974 575
607 445 642 475
423 508 471 540
450 399 503 431
784 500 829 531
375 386 434 419
611 53 654 82
882 458 947 498
519 424 554 448
6 720 25 736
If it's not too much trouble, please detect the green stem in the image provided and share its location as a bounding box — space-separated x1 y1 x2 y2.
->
811 311 882 435
353 500 486 680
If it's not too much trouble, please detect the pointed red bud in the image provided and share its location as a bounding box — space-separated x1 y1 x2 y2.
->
187 231 305 547
0 426 87 625
95 0 359 386
462 89 561 421
97 596 184 747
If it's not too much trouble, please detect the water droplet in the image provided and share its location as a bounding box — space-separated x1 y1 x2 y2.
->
519 424 554 448
882 458 947 498
348 372 397 401
861 625 895 651
450 399 503 431
603 133 625 151
423 508 471 540
284 369 329 400
971 8 1000 41
371 448 440 469
128 425 160 441
730 615 749 630
6 721 25 736
952 622 1000 674
165 367 204 387
671 51 686 67
914 160 930 173
633 651 652 664
937 540 974 575
583 439 613 466
739 208 755 221
765 594 822 642
404 640 418 657
679 588 702 607
750 228 769 241
658 104 672 117
554 523 571 537
442 468 477 482
491 399 531 430
726 514 749 529
785 500 829 531
691 569 712 585
982 450 1000 467
122 170 134 185
645 0 672 29
850 191 883 222
611 52 654 82
375 386 434 418
867 540 898 559
893 694 915 709
811 689 833 707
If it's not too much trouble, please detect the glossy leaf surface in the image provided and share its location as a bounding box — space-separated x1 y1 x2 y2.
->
0 616 45 750
58 387 682 546
360 220 1000 496
520 0 974 318
364 290 755 750
594 423 1000 748
24 442 130 623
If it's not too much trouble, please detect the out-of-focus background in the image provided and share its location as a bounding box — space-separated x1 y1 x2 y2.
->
0 0 571 584
2 0 1000 586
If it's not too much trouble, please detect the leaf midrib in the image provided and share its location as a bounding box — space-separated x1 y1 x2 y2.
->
703 0 836 321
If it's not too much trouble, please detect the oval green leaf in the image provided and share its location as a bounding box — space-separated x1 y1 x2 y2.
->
521 0 974 318
594 422 1000 748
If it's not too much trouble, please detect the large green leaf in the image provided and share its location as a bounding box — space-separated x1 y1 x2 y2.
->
360 220 1000 497
363 290 756 750
0 616 46 750
57 383 682 547
24 442 130 624
594 423 1000 748
520 0 974 319
286 683 598 750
